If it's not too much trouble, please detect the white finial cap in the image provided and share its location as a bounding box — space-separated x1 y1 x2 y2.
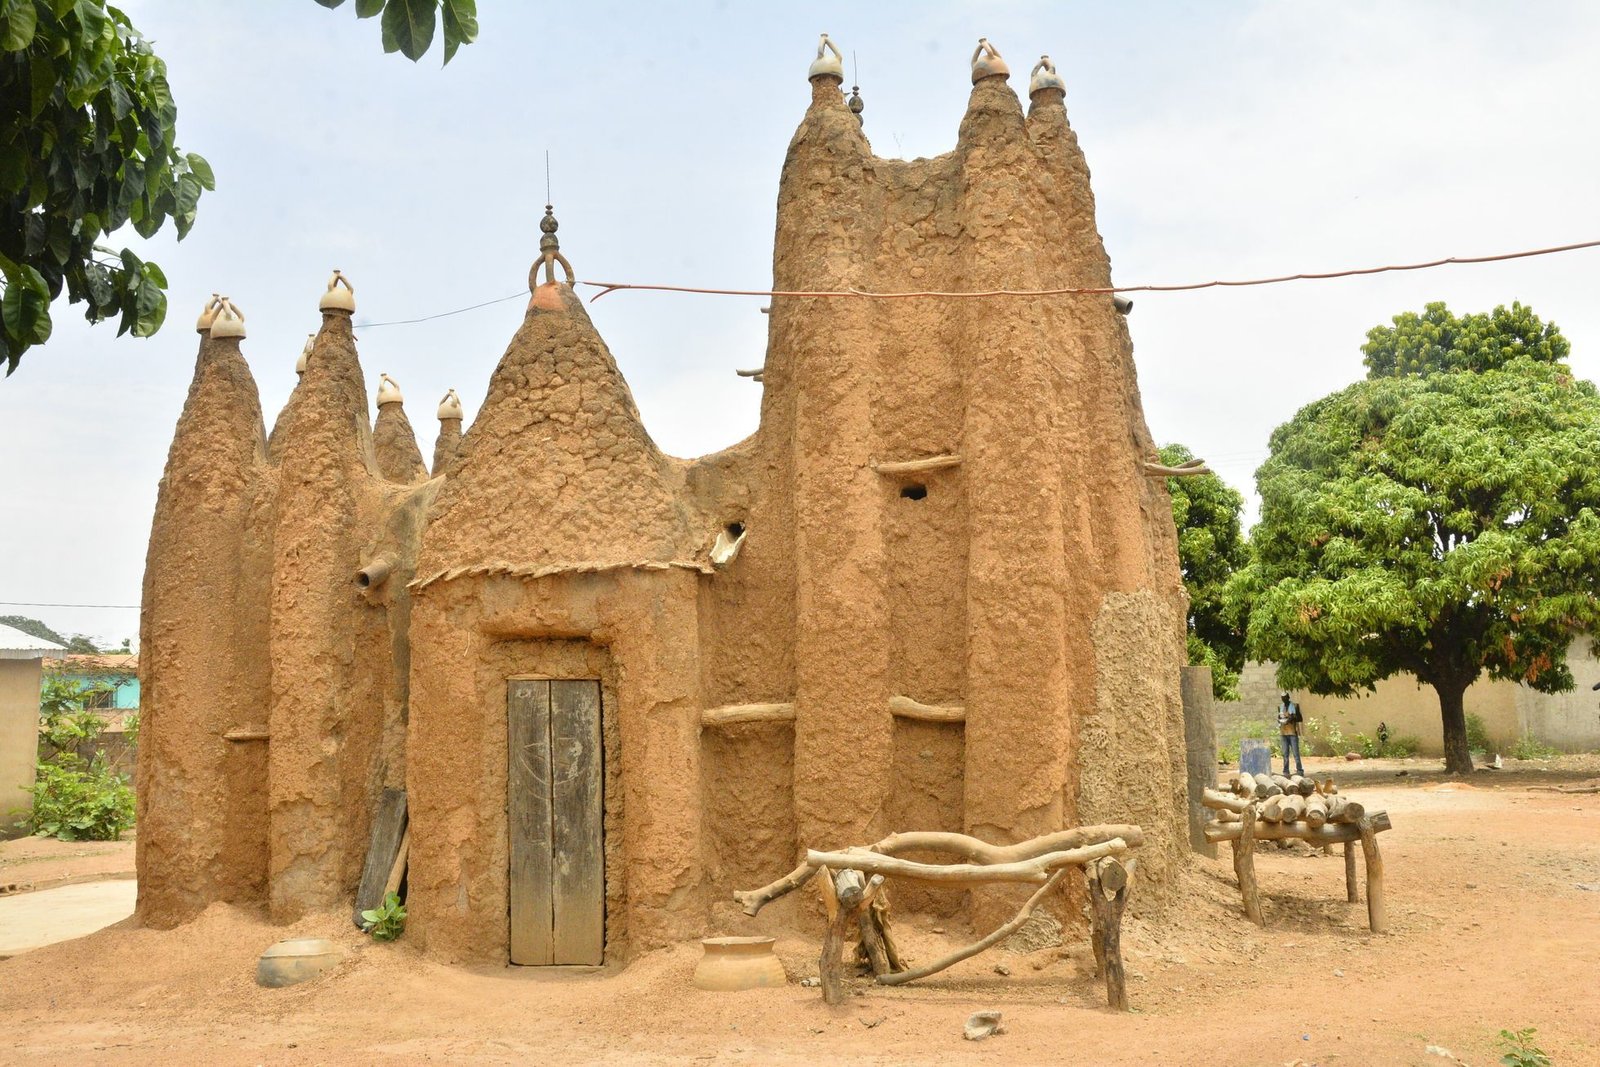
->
971 38 1009 83
320 270 355 313
297 334 313 375
210 297 246 339
437 388 463 421
377 373 404 406
1029 55 1064 94
809 33 843 80
195 293 221 333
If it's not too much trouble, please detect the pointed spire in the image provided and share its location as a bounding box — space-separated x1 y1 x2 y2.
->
372 373 427 483
433 389 463 475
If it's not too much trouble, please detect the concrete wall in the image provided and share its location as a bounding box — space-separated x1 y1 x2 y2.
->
1230 636 1600 755
1 659 44 824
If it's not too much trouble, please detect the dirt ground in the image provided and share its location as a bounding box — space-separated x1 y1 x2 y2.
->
0 833 136 895
0 755 1596 1066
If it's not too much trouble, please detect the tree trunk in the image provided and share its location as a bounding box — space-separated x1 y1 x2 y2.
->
1433 677 1474 775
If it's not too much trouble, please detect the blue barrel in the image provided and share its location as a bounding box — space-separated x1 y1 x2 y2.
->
1239 738 1272 776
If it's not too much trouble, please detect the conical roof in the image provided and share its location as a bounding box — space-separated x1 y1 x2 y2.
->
415 283 701 587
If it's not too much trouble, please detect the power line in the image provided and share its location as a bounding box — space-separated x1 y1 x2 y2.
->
341 237 1600 328
0 600 140 610
356 289 529 329
583 238 1600 302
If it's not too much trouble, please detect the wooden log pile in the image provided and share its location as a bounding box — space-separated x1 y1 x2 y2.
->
1201 773 1394 933
734 825 1142 1011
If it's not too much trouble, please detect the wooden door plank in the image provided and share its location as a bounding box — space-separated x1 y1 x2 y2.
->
550 679 604 965
508 679 554 965
352 788 407 928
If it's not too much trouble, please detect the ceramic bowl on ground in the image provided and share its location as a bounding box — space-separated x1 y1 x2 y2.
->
692 936 787 991
255 937 343 988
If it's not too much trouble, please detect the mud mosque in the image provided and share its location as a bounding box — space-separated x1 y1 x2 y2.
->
137 38 1194 966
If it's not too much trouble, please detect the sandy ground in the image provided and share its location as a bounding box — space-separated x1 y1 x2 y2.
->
0 756 1596 1066
0 834 136 894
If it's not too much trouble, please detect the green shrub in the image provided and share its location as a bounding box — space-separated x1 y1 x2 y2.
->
1465 713 1491 755
1385 734 1421 757
1497 1027 1551 1067
1301 714 1347 757
360 891 407 941
1509 732 1559 761
23 754 135 841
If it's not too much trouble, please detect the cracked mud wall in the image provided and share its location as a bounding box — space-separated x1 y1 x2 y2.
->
265 310 392 921
137 331 274 925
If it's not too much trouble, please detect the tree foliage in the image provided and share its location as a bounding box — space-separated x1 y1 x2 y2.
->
0 0 213 374
313 0 478 63
0 1 477 376
1159 442 1249 700
1228 354 1600 773
1362 300 1569 379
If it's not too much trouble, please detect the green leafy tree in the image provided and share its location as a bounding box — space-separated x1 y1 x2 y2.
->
313 0 478 63
0 0 476 376
1159 443 1249 700
1229 355 1600 773
0 0 212 374
1362 301 1569 379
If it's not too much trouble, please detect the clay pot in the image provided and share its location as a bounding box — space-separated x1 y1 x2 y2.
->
692 936 786 991
255 937 343 988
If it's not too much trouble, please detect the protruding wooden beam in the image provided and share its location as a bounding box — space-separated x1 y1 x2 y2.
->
874 454 962 476
223 726 270 742
700 702 796 727
888 695 966 723
1144 459 1211 478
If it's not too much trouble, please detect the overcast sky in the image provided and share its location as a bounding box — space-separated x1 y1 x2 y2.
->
2 1 1598 650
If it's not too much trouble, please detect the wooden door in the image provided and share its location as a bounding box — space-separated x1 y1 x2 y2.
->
508 678 604 965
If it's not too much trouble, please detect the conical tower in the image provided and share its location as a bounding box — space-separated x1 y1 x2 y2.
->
137 297 274 924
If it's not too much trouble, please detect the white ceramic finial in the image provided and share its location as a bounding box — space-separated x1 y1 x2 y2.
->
319 270 356 313
296 334 314 375
377 373 404 406
437 388 463 421
808 33 843 80
195 293 221 333
1029 55 1064 94
971 38 1009 83
210 297 246 339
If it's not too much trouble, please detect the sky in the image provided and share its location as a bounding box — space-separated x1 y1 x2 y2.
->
2 1 1598 650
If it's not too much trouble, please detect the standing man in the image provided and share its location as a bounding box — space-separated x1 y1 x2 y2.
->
1277 691 1305 775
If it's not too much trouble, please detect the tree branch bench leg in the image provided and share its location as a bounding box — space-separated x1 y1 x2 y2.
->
1231 801 1265 926
1086 856 1133 1012
1344 841 1359 903
1358 818 1387 933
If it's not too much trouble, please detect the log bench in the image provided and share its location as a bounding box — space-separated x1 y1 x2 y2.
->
734 826 1143 1011
1202 787 1393 932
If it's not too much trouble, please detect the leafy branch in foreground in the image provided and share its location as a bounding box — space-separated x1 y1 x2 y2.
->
0 0 214 374
312 0 478 63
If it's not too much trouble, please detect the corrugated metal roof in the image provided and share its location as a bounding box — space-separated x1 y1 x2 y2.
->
0 621 67 659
